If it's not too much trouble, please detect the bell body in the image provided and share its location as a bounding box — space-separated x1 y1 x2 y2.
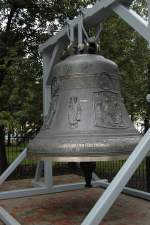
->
28 54 141 161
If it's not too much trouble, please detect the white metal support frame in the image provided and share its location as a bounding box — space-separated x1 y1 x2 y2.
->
113 3 149 41
147 0 150 40
0 152 104 200
0 148 27 186
81 129 150 225
1 1 150 225
0 207 21 225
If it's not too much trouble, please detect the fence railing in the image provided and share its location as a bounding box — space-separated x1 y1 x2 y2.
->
5 137 150 192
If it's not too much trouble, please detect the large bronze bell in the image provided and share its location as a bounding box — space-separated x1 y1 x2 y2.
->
28 53 141 162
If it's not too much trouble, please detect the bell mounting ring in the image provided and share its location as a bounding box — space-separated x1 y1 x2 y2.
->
65 8 103 53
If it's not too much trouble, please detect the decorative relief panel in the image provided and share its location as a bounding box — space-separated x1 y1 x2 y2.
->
80 63 93 73
94 91 129 128
68 97 82 128
63 64 73 74
43 96 58 129
99 72 114 90
43 76 60 129
62 62 94 75
51 77 60 97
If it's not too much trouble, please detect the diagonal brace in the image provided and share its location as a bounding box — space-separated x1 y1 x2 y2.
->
0 148 27 185
81 129 150 225
113 3 149 42
0 207 21 225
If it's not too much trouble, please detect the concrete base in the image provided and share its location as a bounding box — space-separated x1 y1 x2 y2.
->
0 175 150 225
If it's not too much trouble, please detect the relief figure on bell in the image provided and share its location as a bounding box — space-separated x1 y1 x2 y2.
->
68 97 82 128
103 93 113 125
43 96 57 129
111 95 125 127
95 97 103 125
51 77 59 97
94 92 125 128
99 72 113 90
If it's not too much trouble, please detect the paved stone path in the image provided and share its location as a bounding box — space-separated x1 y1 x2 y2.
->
0 175 150 225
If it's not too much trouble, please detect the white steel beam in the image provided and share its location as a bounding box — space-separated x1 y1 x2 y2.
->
46 41 66 85
81 129 150 225
44 161 53 188
0 180 102 200
51 180 102 193
0 207 21 225
148 0 150 21
45 44 58 82
148 0 150 41
92 172 101 181
34 161 44 182
39 29 67 53
113 3 149 42
94 180 150 201
0 148 27 185
43 54 51 116
0 187 49 200
39 0 134 53
32 161 45 187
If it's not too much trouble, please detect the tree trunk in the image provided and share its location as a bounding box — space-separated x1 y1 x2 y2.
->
0 125 8 174
143 116 149 134
7 130 11 146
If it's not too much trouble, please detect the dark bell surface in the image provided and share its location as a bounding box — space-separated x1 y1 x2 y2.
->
28 54 141 160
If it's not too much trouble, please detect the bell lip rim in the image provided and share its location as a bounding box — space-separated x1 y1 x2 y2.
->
27 153 129 162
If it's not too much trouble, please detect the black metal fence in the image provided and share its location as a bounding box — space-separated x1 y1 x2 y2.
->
5 137 150 192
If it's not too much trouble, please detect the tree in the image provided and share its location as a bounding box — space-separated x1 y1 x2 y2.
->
0 0 92 173
100 0 150 123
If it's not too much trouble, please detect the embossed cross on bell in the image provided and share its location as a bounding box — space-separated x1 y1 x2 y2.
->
28 53 141 162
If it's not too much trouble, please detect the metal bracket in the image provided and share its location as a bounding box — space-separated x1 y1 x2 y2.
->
77 6 103 51
66 18 75 46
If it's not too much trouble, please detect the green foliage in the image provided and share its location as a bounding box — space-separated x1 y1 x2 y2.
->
0 0 92 135
100 0 150 120
0 0 150 136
